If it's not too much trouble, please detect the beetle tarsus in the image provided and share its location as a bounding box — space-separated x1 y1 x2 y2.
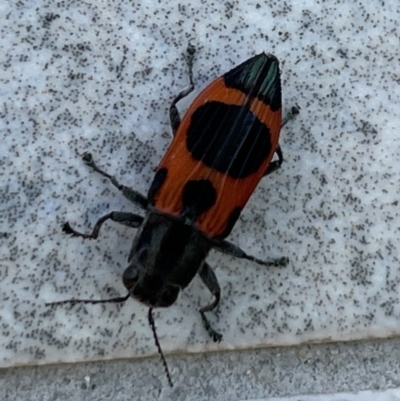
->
212 239 288 268
201 312 223 343
62 221 90 238
81 151 120 185
281 105 300 127
247 254 289 267
183 43 196 85
80 152 148 209
239 247 286 266
62 212 144 240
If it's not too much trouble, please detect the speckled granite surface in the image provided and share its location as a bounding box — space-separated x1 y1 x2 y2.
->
1 339 400 400
1 0 400 377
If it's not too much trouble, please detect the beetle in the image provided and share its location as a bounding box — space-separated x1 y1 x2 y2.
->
48 45 294 386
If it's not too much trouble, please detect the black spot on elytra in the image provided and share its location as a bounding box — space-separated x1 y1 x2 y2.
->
182 179 217 220
187 102 272 178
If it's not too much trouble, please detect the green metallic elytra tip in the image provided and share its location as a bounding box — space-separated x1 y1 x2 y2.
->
223 52 282 111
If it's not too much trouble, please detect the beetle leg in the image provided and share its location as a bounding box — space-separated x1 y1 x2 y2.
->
63 211 144 239
198 262 223 342
212 239 289 267
169 44 196 135
81 152 148 209
264 144 283 176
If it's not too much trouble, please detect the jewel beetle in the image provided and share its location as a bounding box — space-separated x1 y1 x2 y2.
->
48 45 294 386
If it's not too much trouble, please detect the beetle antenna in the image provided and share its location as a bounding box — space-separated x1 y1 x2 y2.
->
45 293 130 307
148 308 173 387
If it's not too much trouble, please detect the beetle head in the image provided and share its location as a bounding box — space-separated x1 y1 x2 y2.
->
122 247 180 308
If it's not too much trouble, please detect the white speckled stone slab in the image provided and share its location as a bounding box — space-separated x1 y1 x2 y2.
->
250 388 400 401
1 0 400 368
